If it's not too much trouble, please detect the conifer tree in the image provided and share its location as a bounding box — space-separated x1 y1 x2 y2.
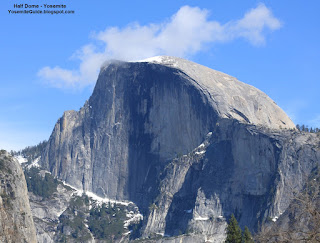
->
225 214 242 243
242 226 254 243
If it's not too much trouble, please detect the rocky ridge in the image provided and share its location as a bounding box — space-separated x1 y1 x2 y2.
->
39 56 319 242
0 150 37 243
23 166 143 243
134 56 295 130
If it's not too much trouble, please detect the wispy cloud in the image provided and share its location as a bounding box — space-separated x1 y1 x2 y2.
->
309 115 320 128
282 99 308 124
38 4 281 89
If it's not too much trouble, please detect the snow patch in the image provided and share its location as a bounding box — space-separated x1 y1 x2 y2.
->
15 155 28 164
61 181 144 231
271 211 283 222
192 131 212 156
124 213 143 227
154 232 171 237
57 209 66 217
194 216 209 221
62 181 131 206
198 143 205 149
135 56 165 63
123 230 132 236
26 157 40 169
134 56 179 68
86 190 130 206
195 151 205 155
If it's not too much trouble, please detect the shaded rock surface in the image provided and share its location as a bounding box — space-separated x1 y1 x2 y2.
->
255 163 320 242
40 56 319 241
0 150 37 243
135 56 295 130
143 124 320 241
28 179 142 243
29 183 74 243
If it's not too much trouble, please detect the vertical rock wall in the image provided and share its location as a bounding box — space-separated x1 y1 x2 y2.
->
0 150 37 243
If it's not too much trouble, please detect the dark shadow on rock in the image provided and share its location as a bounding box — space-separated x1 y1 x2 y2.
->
164 162 202 236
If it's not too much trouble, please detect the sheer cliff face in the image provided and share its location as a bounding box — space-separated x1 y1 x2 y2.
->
0 150 37 243
40 56 317 240
143 123 320 239
41 59 219 202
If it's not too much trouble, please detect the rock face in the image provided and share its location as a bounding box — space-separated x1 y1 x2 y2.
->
142 124 320 241
137 56 295 130
0 150 37 243
29 183 75 243
40 56 318 241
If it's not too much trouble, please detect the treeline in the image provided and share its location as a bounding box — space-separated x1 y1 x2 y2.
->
88 202 126 241
57 198 127 242
225 214 254 243
296 124 320 133
11 140 47 163
24 167 59 198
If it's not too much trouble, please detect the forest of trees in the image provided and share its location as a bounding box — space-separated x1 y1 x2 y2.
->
11 140 47 163
225 214 254 243
24 167 59 198
296 124 320 133
88 202 127 241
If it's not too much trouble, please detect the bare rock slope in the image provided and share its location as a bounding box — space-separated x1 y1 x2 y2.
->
137 56 295 130
0 150 37 243
40 56 318 241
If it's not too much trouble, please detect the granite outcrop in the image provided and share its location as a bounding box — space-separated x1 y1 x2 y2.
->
40 56 319 241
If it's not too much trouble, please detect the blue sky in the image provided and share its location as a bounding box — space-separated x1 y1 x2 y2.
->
1 0 319 151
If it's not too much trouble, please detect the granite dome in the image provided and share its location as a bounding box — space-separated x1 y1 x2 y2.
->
133 56 295 129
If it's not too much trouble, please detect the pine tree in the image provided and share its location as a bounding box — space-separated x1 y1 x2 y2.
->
242 226 254 243
225 214 242 243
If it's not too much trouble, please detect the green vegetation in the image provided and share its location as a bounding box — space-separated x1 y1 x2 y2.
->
225 214 254 243
296 124 320 133
0 157 12 174
56 194 132 242
225 214 242 243
57 194 91 242
24 167 59 198
129 220 143 240
243 226 254 243
11 140 47 163
88 202 127 242
59 210 91 241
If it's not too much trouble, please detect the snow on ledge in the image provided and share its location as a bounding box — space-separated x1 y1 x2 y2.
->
27 157 40 169
135 56 165 63
271 211 283 222
15 155 28 164
62 181 131 206
124 213 143 227
133 56 179 68
195 151 205 155
194 216 209 221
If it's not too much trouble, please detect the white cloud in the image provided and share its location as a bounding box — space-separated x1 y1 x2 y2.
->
229 3 282 45
38 44 106 89
38 4 281 89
